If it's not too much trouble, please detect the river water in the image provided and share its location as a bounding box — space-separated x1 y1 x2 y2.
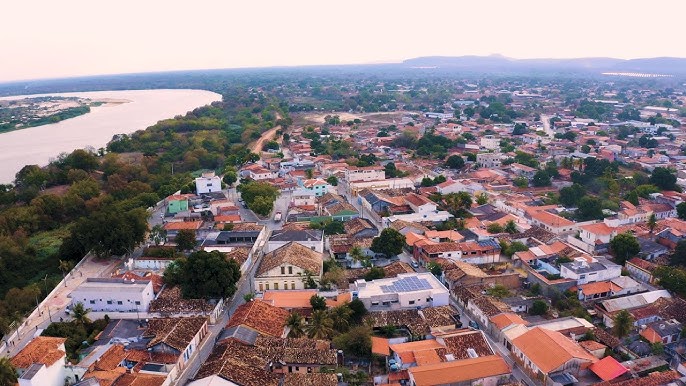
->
0 89 222 183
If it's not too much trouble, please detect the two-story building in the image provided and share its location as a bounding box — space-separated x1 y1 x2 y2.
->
254 242 324 292
265 229 324 254
11 337 67 386
344 166 385 182
477 152 502 168
195 171 222 194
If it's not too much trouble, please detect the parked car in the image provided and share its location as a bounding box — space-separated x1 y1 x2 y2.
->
411 261 419 269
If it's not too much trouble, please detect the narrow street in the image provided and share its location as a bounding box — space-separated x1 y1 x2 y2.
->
172 241 266 385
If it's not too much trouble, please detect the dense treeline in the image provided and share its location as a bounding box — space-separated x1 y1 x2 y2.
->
0 86 282 334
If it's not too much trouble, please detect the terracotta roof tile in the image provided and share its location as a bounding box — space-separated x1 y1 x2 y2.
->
408 355 511 386
512 327 596 373
11 336 66 369
144 317 207 351
257 242 323 277
226 300 288 338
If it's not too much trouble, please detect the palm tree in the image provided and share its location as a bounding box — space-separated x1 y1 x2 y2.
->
613 310 634 339
71 302 91 324
307 310 334 339
58 260 73 286
329 305 353 333
0 357 18 386
349 246 369 267
285 312 305 338
648 213 657 234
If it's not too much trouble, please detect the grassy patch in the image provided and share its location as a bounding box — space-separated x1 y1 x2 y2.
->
29 228 71 261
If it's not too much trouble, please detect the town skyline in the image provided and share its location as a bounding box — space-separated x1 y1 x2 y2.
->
2 0 686 82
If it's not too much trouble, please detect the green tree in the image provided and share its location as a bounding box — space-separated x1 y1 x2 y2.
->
532 170 551 187
612 310 634 338
71 302 91 324
58 259 73 285
576 196 603 221
650 167 678 191
0 357 17 386
648 213 657 234
529 300 548 315
349 246 370 267
513 177 528 188
504 220 518 234
486 285 510 299
243 292 255 302
559 183 586 207
323 220 345 235
175 229 197 252
678 202 686 220
443 192 472 216
347 300 367 325
332 325 372 358
310 295 327 311
426 261 443 277
445 155 465 169
222 171 237 186
326 175 338 186
487 223 503 234
307 310 334 339
370 228 405 258
69 207 148 258
476 193 488 205
163 250 241 299
329 304 353 333
670 240 686 266
250 195 274 216
364 267 385 281
609 232 640 265
149 224 167 246
285 312 306 338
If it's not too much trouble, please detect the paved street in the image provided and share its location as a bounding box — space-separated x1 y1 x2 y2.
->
3 254 120 357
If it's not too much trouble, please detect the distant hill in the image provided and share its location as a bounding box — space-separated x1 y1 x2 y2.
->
402 55 686 74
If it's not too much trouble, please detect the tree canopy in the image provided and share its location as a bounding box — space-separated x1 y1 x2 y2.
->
370 228 405 258
164 250 241 299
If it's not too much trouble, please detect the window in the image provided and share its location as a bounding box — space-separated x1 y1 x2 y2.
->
259 283 264 292
281 267 285 275
409 300 415 305
90 300 96 304
265 284 270 290
371 301 379 306
288 266 293 275
291 282 295 290
135 301 141 305
117 301 123 305
107 300 113 305
274 283 279 290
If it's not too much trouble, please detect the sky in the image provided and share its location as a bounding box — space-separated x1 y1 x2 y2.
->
2 0 686 82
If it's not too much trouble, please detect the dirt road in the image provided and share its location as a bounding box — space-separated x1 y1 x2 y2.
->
249 125 280 154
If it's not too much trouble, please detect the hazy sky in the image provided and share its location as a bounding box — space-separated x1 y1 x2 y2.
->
2 0 686 82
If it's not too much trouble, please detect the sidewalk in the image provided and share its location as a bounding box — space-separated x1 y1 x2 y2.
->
3 254 120 357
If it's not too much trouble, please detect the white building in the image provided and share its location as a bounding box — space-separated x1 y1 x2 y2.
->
480 135 500 150
351 272 449 311
559 257 621 285
290 188 317 207
69 278 155 312
344 166 385 182
12 337 67 386
195 171 222 194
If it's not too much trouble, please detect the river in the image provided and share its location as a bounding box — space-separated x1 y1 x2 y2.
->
0 89 222 183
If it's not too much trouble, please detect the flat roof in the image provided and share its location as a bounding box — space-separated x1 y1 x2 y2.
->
357 273 447 297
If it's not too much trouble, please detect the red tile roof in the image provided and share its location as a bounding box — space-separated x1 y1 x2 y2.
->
11 336 66 368
589 356 629 381
226 300 288 337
